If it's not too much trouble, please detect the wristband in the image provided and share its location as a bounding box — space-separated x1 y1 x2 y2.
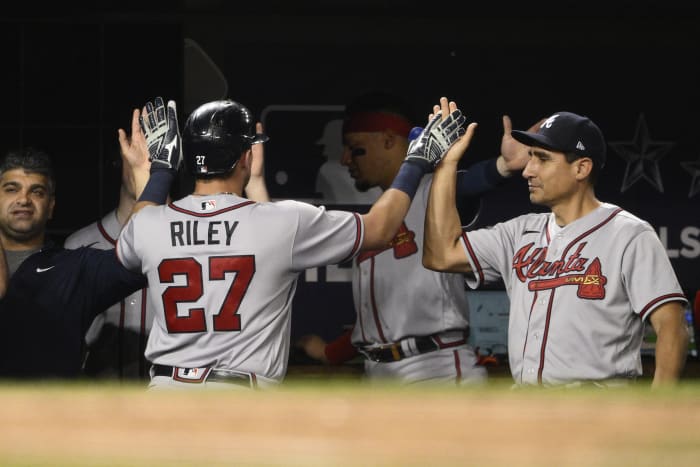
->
389 161 425 200
138 169 174 204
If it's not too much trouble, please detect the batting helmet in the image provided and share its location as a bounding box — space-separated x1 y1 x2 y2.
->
183 99 268 176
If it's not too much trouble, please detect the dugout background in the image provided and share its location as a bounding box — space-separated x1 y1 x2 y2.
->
1 1 698 352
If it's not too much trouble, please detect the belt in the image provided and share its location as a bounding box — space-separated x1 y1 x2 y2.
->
359 331 468 363
152 364 256 388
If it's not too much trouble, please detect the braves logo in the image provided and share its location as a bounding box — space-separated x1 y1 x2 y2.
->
541 114 560 129
512 242 607 299
357 222 417 263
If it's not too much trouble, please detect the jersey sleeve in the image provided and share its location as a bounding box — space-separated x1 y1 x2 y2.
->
289 202 364 271
64 222 98 249
621 228 688 320
115 214 142 272
460 218 521 289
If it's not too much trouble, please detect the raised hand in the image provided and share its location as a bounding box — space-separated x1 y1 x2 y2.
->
497 115 543 176
140 97 183 172
244 122 270 202
405 97 466 171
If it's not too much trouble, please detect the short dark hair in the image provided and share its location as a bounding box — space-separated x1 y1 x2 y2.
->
0 148 56 195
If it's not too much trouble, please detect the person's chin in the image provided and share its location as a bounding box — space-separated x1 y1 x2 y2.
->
528 193 543 205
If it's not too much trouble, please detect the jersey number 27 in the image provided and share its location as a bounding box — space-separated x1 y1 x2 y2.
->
158 255 255 333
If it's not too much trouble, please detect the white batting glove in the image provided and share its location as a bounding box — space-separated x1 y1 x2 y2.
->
405 108 466 171
140 97 183 172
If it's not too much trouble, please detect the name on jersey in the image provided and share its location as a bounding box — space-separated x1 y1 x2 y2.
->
512 242 607 298
170 220 238 246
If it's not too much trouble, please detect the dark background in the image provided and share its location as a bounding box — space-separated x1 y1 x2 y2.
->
1 1 698 347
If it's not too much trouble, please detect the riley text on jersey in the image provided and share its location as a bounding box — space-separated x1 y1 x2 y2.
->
170 220 239 246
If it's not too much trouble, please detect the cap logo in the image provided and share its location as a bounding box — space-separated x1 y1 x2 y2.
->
576 141 586 150
541 114 560 129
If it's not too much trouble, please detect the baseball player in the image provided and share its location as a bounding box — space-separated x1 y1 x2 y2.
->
423 111 689 387
65 114 269 380
299 91 532 384
116 96 465 389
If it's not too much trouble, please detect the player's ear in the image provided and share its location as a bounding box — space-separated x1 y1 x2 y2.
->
574 157 593 181
238 149 253 170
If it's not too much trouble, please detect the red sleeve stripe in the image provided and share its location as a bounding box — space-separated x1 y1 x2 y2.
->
97 220 116 245
461 231 484 285
639 293 688 320
339 212 363 264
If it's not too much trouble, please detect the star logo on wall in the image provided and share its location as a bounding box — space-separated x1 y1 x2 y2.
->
680 158 700 198
608 114 674 193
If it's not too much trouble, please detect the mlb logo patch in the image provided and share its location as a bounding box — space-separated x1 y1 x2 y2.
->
201 199 217 211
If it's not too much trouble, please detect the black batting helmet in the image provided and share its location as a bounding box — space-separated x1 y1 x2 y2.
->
183 99 268 176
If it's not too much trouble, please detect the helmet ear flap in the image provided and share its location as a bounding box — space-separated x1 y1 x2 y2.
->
182 99 266 176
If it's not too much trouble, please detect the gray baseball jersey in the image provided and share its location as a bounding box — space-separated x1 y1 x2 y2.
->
64 210 151 379
352 176 485 383
461 202 687 385
117 194 364 384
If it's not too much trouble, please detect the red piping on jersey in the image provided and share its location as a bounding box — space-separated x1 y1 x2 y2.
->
97 220 117 245
358 280 368 342
454 350 462 384
535 207 623 384
520 290 538 383
369 256 388 343
139 287 149 378
461 231 485 285
536 292 556 384
167 200 255 217
639 293 688 320
339 213 363 265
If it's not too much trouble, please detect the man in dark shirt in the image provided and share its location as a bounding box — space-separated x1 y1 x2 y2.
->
0 108 151 378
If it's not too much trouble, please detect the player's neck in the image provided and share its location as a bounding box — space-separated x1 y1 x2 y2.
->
550 192 601 227
193 178 242 197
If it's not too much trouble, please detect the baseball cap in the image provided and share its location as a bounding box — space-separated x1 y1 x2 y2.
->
511 111 606 168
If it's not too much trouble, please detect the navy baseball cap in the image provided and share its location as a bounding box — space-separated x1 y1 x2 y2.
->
511 112 606 168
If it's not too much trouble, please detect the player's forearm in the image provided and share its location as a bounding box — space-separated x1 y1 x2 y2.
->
244 175 270 202
650 303 689 388
361 189 410 250
127 163 151 203
652 326 689 387
115 186 138 226
423 160 471 273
